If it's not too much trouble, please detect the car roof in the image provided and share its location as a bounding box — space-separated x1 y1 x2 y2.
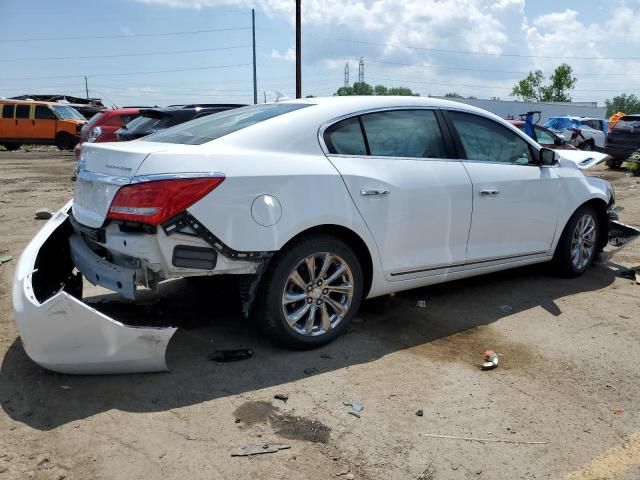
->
0 99 62 107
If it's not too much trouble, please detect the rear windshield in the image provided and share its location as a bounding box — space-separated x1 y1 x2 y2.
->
614 116 640 130
145 103 312 145
544 117 580 130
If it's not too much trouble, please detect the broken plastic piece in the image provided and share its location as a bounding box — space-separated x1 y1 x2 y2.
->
343 401 364 413
0 255 12 265
231 443 291 456
482 350 499 370
274 394 289 403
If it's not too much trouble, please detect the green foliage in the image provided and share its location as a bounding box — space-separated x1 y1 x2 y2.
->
628 152 640 177
605 93 640 117
335 82 415 96
444 92 463 98
511 64 577 102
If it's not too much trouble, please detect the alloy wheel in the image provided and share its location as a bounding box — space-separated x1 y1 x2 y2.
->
281 252 354 336
570 213 596 270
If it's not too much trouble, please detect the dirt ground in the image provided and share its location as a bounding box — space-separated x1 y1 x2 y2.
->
1 149 640 480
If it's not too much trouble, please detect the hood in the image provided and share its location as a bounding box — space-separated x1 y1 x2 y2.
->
555 150 609 170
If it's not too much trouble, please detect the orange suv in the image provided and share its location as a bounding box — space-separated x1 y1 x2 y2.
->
0 100 86 151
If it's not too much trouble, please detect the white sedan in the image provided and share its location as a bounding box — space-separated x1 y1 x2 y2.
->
13 97 619 374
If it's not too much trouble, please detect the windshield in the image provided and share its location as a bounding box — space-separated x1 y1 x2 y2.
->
51 105 85 120
544 117 580 131
145 103 312 145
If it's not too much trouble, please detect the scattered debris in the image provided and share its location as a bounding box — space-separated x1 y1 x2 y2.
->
414 439 438 480
346 474 355 480
421 433 547 445
335 467 350 476
611 407 624 415
347 411 361 419
231 443 291 457
34 208 54 220
303 367 318 375
274 394 289 403
416 300 427 308
208 349 253 363
482 350 499 370
498 304 514 314
60 385 71 390
342 401 364 413
0 255 12 265
416 409 424 417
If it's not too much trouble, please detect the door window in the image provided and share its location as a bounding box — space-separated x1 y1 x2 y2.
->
534 126 556 145
35 106 56 120
323 117 367 156
15 105 31 119
360 110 446 158
449 111 534 165
2 104 15 119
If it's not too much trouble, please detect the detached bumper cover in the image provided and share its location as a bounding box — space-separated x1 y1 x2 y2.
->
12 202 176 375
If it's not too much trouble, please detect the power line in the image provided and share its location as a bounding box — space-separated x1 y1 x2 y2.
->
0 63 252 81
366 59 640 77
337 38 640 61
0 45 252 62
0 26 251 43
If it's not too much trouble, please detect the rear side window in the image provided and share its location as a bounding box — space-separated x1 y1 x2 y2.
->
15 105 30 119
146 103 311 145
449 111 534 165
35 106 56 120
2 104 15 119
324 117 367 155
360 110 446 158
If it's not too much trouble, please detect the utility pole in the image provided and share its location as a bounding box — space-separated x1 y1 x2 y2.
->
84 76 89 99
358 57 364 95
295 0 301 98
252 9 257 105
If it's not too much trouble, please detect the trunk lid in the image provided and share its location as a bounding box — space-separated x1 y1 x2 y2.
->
73 142 172 228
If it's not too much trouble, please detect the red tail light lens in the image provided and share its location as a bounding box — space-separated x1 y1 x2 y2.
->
107 177 224 225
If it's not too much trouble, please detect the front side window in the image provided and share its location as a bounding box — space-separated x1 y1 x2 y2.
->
449 111 534 165
15 105 30 119
360 110 446 158
2 104 15 119
534 126 556 145
323 117 367 155
146 103 311 145
35 105 56 120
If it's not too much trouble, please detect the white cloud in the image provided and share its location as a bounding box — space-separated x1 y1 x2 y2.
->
271 47 295 63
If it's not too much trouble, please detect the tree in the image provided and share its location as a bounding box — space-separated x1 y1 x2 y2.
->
511 63 577 102
605 93 640 117
335 82 415 96
444 92 463 98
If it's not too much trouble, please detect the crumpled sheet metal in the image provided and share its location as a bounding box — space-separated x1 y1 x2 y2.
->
12 202 177 375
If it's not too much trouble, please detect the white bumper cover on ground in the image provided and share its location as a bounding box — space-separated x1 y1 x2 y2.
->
11 202 177 375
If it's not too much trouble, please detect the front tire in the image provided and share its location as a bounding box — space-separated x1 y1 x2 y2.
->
2 143 21 151
55 132 75 150
256 235 363 349
579 140 594 151
553 205 599 277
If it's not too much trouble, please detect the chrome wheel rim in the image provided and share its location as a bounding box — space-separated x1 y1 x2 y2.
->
281 252 354 336
571 213 596 270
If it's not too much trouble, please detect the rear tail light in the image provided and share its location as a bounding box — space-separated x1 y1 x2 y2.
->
107 177 224 225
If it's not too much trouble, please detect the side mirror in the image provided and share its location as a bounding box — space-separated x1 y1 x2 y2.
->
539 147 556 166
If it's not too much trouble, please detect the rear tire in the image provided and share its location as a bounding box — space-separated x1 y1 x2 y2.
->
607 158 624 169
256 235 363 349
55 132 75 151
553 205 599 277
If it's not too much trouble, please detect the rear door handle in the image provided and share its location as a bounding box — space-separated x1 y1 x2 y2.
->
360 189 390 196
480 190 499 196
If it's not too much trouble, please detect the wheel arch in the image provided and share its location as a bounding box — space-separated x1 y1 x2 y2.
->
557 198 609 254
279 224 374 298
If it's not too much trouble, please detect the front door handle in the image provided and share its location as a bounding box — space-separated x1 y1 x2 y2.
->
360 189 390 196
480 189 500 196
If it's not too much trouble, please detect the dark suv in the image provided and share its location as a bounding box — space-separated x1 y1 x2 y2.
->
116 104 245 141
605 115 640 168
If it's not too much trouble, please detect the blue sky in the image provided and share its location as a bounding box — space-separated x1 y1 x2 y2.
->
1 0 639 106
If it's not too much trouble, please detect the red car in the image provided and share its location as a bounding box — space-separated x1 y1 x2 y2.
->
507 119 577 150
75 108 143 158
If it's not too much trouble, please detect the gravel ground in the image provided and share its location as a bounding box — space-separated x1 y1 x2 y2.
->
1 149 639 480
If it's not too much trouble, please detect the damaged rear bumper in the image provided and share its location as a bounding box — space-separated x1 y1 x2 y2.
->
11 202 176 375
